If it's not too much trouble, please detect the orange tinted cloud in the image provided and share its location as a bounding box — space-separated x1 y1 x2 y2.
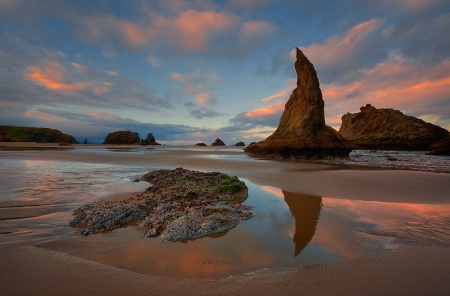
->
173 10 238 50
122 21 150 47
246 101 285 118
260 84 293 103
26 61 111 95
302 19 382 68
26 61 91 91
321 57 450 129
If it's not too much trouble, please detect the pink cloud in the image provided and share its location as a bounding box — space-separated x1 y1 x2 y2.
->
74 8 278 54
122 21 150 47
301 19 383 68
172 10 238 51
26 61 111 95
88 111 122 120
26 61 91 92
260 83 294 103
23 109 71 123
246 101 285 118
321 57 450 129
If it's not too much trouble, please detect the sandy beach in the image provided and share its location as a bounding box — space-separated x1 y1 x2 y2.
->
1 143 450 295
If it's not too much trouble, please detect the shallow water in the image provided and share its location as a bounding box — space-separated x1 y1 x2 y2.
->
321 149 450 173
1 149 450 278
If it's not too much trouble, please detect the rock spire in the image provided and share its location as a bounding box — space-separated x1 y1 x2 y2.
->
245 48 352 159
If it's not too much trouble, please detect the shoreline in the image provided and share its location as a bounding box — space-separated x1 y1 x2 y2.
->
1 142 450 295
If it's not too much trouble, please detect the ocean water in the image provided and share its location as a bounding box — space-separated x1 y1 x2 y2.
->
0 146 449 277
321 149 450 173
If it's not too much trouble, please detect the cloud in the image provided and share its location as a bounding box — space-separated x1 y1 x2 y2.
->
71 63 87 72
239 20 277 43
171 69 221 110
171 10 239 51
0 34 171 113
300 19 385 84
26 61 95 92
227 0 277 9
246 101 285 119
0 106 251 145
189 106 223 119
260 80 295 103
146 55 161 67
321 55 450 129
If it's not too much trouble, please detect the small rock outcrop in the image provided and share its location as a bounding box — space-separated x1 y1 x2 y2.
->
195 143 207 146
211 138 226 146
234 141 245 146
427 138 450 155
0 126 78 143
69 168 255 241
245 48 352 159
145 133 160 145
103 131 140 144
339 104 450 150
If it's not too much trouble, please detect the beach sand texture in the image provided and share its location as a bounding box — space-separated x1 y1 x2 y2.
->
1 143 450 295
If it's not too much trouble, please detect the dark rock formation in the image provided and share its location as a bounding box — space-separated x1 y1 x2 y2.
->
211 138 226 146
195 143 207 146
245 48 352 159
69 168 255 241
145 133 160 145
427 138 450 155
283 191 322 256
0 126 78 143
103 131 140 144
234 141 245 146
339 104 450 150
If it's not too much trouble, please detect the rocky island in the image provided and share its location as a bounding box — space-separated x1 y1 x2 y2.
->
245 48 352 159
69 168 254 241
339 104 450 150
0 126 78 143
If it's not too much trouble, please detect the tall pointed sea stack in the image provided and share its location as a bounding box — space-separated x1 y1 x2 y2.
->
245 48 352 159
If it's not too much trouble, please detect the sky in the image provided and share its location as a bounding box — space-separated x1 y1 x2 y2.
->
1 0 449 144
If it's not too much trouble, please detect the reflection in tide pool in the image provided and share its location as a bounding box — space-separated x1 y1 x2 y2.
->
284 192 322 256
2 156 450 278
37 183 339 278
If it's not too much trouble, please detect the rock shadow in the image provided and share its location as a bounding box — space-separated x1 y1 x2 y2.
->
282 191 322 256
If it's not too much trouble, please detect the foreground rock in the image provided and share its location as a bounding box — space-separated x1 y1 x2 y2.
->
69 168 254 241
0 125 78 143
103 131 140 144
339 104 450 150
245 48 352 159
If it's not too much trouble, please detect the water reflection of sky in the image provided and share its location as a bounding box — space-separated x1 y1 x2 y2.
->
1 157 450 278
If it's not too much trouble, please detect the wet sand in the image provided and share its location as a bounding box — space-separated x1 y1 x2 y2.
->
1 244 450 295
1 143 450 295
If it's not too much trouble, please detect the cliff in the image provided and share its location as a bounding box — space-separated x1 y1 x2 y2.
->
0 126 78 143
339 104 450 150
